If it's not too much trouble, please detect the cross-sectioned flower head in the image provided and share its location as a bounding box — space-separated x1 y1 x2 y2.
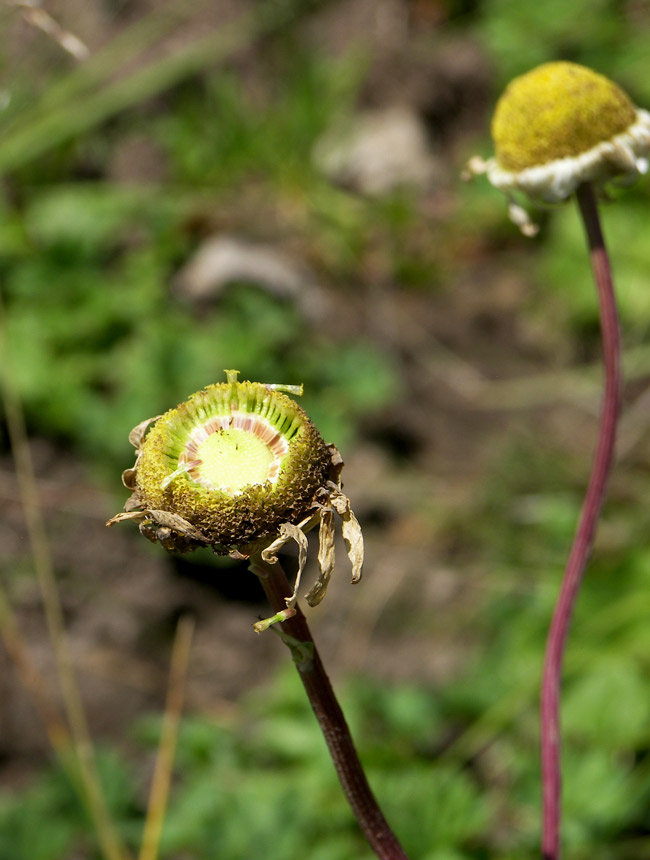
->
465 61 650 235
107 371 363 608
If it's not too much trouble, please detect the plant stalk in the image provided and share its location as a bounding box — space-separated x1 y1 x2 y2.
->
250 555 410 860
540 181 622 860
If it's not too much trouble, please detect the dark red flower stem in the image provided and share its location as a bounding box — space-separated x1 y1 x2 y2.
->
540 182 622 860
250 555 410 860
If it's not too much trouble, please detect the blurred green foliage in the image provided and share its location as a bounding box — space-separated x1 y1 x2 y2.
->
539 190 650 341
0 669 489 860
3 472 650 860
472 0 650 104
0 46 397 466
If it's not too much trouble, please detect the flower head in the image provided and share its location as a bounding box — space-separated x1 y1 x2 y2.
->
108 371 363 608
465 62 650 234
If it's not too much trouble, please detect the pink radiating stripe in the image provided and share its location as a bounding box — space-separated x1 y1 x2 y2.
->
178 410 289 491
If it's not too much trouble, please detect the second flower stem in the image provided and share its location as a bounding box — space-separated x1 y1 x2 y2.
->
540 181 622 860
250 555 410 860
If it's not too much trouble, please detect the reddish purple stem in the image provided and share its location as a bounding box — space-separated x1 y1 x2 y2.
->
251 556 410 860
540 182 622 859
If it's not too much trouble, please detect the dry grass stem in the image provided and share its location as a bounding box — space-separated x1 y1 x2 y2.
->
0 586 70 749
6 1 90 60
138 615 195 860
0 297 130 860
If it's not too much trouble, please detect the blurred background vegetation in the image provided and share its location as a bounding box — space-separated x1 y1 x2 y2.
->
1 1 650 858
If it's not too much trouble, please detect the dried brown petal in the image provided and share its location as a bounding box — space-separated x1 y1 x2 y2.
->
128 415 161 451
326 443 344 485
122 468 138 490
147 510 209 543
306 508 335 607
330 490 363 583
106 510 145 527
262 521 309 607
124 492 143 512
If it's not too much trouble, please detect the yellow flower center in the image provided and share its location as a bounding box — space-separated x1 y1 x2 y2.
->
196 429 276 491
179 412 290 494
492 62 637 172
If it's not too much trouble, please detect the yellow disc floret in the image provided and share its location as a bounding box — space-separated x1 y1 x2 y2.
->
195 429 277 492
492 62 636 172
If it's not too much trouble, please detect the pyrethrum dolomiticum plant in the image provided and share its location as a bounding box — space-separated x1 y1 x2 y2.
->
108 370 362 608
466 61 650 860
108 370 410 860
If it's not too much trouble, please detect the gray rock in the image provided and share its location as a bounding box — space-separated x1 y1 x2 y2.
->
173 235 326 321
313 106 442 195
